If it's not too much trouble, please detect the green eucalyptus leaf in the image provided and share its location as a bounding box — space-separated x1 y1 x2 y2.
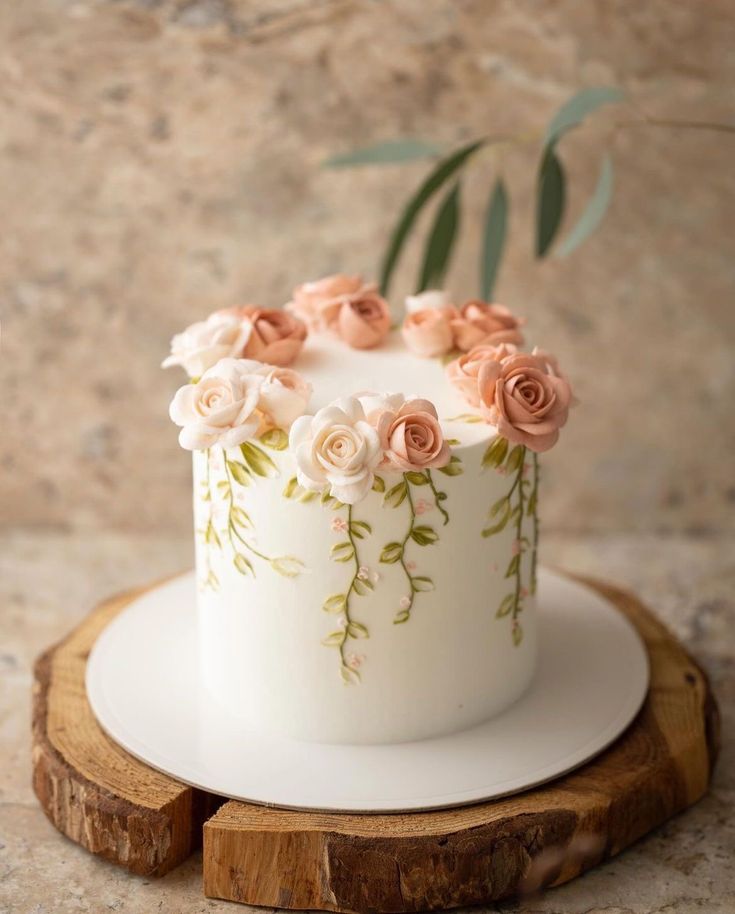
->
481 178 508 299
536 146 566 258
545 86 625 147
418 180 461 292
380 139 484 295
556 154 614 257
323 138 441 168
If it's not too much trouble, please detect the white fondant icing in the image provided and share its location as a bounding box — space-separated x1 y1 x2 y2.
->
194 331 538 744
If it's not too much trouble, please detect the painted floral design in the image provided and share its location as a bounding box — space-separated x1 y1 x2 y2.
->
480 438 540 645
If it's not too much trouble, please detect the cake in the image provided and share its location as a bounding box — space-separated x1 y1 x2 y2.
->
164 277 574 744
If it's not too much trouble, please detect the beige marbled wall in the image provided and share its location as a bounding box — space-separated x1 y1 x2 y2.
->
1 0 733 534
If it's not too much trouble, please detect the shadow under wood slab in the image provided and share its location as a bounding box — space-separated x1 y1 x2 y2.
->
32 574 719 911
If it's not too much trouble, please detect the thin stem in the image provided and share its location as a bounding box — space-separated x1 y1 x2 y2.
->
339 504 361 670
512 449 526 622
427 469 449 526
396 476 417 622
530 453 540 595
223 459 270 563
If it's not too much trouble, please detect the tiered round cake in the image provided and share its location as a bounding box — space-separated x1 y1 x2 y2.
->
165 277 573 743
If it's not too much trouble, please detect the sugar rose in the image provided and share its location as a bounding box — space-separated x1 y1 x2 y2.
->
446 342 517 407
402 308 456 358
286 274 365 330
289 397 382 504
255 364 312 430
404 289 452 314
219 306 306 367
450 300 525 352
162 312 250 378
478 351 573 453
370 396 450 472
330 288 392 349
169 358 263 451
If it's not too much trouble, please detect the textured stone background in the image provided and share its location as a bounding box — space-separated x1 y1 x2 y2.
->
1 0 734 534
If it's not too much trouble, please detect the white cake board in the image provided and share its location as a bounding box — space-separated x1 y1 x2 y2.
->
86 569 649 813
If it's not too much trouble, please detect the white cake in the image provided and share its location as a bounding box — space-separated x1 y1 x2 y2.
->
166 283 572 744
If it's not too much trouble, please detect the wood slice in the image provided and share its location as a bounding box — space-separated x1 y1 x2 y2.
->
32 573 719 910
32 583 222 877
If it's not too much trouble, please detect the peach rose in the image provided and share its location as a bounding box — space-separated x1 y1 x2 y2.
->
402 308 456 358
372 396 450 471
478 351 573 452
450 300 525 352
162 311 251 378
286 274 364 330
255 364 312 430
446 342 518 407
328 289 392 349
216 306 307 367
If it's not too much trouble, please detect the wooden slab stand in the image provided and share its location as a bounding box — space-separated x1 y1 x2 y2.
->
32 574 719 911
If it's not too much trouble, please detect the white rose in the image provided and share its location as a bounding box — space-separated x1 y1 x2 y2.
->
213 358 312 431
289 397 383 504
162 312 251 378
404 289 451 314
256 366 312 430
356 390 406 420
169 358 263 450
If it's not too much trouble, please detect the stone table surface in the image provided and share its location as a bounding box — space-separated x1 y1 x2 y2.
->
0 529 732 914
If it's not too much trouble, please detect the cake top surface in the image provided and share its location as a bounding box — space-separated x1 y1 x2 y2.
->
295 330 492 446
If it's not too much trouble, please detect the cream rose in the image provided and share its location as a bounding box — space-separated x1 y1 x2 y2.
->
450 300 525 352
162 312 251 378
289 397 383 504
370 396 450 471
446 342 518 407
169 358 263 450
404 289 452 314
255 364 312 430
478 351 573 452
401 308 456 358
286 274 365 330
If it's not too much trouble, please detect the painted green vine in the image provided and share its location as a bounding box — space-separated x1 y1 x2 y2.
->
322 503 373 684
198 435 305 586
380 456 463 624
481 437 539 645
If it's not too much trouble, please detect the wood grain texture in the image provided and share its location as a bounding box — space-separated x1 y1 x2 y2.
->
32 584 221 877
202 575 720 912
32 573 719 910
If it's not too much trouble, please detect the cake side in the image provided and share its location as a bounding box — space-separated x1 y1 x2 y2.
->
193 430 538 743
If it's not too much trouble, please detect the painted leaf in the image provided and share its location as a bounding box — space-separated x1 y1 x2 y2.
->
240 442 278 478
556 154 614 258
411 576 435 593
405 471 429 486
417 180 461 292
233 553 254 576
505 554 520 578
340 664 360 684
353 577 374 596
350 520 372 538
545 86 625 147
482 435 508 469
230 506 252 530
380 542 403 564
347 621 369 639
482 502 511 537
384 480 408 508
437 455 463 476
323 593 347 614
372 474 386 493
270 556 304 578
393 609 411 625
259 427 289 451
481 178 508 300
380 139 484 294
536 147 566 258
322 631 346 647
411 525 438 546
513 622 524 647
330 541 355 563
496 594 514 618
489 495 509 518
227 460 251 486
506 444 526 472
282 476 298 498
323 138 441 168
446 413 483 424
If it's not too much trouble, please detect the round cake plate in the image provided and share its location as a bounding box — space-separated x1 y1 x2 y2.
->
86 569 649 813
